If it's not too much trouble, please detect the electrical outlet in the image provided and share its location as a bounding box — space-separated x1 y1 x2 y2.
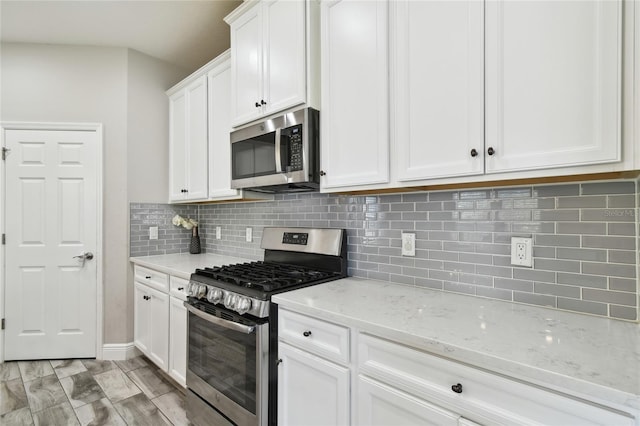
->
246 227 252 242
216 226 222 240
149 226 158 240
511 237 533 267
401 233 416 257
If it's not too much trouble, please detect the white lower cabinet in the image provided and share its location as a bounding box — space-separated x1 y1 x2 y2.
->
133 281 169 370
277 308 351 425
168 295 187 387
133 265 188 387
356 375 459 426
276 307 636 426
278 342 350 426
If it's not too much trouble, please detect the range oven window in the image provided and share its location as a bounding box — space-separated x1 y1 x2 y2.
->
188 310 258 413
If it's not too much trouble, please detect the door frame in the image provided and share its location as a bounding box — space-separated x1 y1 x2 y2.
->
0 121 104 362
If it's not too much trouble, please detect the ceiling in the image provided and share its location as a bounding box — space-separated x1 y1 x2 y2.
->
0 0 243 72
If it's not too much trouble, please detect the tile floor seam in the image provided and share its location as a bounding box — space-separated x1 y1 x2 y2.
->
0 356 187 425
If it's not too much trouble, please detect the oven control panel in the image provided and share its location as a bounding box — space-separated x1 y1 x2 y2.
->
282 232 308 245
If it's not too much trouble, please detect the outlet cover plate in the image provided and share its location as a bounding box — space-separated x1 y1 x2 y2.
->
246 227 252 242
216 226 222 240
149 226 158 240
401 233 416 257
511 237 533 267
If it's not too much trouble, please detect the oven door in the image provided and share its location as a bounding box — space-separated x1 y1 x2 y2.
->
185 301 269 426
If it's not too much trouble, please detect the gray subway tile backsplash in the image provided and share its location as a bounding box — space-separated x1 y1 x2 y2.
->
130 179 639 321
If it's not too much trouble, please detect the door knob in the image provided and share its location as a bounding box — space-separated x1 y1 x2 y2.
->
73 252 94 261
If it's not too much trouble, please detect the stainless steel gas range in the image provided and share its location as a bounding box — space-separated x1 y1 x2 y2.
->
184 227 348 426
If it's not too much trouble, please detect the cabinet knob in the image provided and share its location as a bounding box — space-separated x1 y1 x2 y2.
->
261 99 267 105
487 147 495 156
276 358 283 366
143 295 150 301
319 170 326 177
302 330 312 337
470 148 478 157
451 383 463 394
255 102 261 108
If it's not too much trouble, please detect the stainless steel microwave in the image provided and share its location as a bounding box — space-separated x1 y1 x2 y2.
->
230 108 319 193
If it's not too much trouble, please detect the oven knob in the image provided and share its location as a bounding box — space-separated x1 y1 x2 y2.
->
224 293 237 310
236 297 252 315
196 284 207 299
207 289 223 304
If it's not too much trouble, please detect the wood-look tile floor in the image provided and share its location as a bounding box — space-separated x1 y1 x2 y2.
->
0 356 189 425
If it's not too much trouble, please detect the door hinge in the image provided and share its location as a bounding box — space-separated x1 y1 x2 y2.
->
1 147 9 160
1 319 5 330
1 234 4 245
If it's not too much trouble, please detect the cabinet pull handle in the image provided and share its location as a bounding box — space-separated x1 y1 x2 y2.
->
145 276 151 279
319 170 326 176
276 358 283 366
470 149 478 157
143 295 150 301
255 102 261 108
451 383 463 394
303 330 312 337
178 287 184 291
261 99 267 105
487 147 495 156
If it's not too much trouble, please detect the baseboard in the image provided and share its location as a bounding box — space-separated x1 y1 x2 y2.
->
101 342 141 361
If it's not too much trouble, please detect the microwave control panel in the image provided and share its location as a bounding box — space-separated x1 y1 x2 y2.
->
286 125 303 172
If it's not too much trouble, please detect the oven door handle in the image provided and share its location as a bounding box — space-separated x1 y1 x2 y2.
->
185 302 256 334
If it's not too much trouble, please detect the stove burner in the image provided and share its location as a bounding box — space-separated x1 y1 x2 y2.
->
194 261 339 292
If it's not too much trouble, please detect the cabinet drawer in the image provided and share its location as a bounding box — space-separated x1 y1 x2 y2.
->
134 265 169 292
279 309 350 364
358 333 634 426
170 276 189 301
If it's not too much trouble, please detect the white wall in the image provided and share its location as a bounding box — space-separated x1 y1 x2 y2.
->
1 42 187 345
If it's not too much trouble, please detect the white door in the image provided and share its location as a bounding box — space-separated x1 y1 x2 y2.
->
320 0 389 189
263 0 306 115
394 0 484 181
485 0 621 173
278 342 349 426
185 76 209 201
168 296 187 387
4 128 99 360
169 91 188 202
356 376 460 426
230 3 263 126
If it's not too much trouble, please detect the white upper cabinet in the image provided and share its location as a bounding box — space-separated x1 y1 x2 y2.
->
393 0 484 182
320 0 389 190
169 76 208 202
226 0 309 127
485 0 621 173
167 51 273 204
208 56 241 200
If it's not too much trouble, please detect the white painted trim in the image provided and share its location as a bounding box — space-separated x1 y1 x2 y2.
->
0 121 104 361
102 343 141 361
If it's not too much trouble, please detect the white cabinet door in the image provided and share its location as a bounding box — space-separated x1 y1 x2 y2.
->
185 76 209 200
169 296 187 387
169 76 208 202
169 91 187 201
320 0 389 189
394 0 484 181
485 0 621 173
230 3 263 126
208 58 241 200
147 286 169 371
278 342 349 426
263 0 306 115
356 376 459 426
133 282 150 355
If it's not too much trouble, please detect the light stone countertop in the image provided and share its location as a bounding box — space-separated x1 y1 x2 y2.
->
129 252 253 279
272 277 640 413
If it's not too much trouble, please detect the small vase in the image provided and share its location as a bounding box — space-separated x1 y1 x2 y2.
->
189 226 201 254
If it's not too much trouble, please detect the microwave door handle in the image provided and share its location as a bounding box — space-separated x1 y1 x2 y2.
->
274 128 282 173
185 302 256 334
